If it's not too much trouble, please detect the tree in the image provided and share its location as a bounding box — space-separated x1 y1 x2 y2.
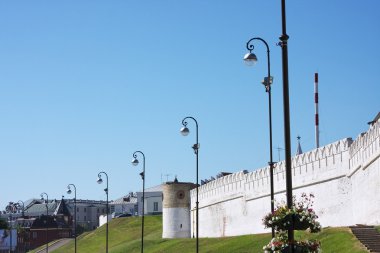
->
0 218 8 229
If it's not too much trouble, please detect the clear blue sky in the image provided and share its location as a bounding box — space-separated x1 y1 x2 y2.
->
1 1 379 211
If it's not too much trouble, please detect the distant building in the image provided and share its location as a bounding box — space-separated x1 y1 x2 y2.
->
65 199 108 230
110 193 137 216
0 197 110 251
98 213 114 228
136 184 163 216
0 186 164 250
2 198 109 230
0 198 72 251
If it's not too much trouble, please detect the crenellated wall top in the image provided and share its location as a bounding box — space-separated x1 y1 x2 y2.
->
293 138 352 165
349 117 380 156
194 137 352 197
267 138 352 176
196 170 247 193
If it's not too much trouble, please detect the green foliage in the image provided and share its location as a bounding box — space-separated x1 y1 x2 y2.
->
304 227 368 253
51 216 368 253
0 218 8 229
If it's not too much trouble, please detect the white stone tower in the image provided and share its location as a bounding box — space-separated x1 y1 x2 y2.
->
162 179 196 238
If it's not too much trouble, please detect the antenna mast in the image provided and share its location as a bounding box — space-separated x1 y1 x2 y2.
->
315 73 320 148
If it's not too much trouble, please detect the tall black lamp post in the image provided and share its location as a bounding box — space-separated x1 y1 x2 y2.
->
180 116 199 253
67 184 77 253
244 37 275 238
40 192 49 253
279 0 294 251
97 172 109 253
131 151 145 253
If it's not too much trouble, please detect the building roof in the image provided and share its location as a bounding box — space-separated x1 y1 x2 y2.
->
110 195 137 205
24 198 40 209
24 201 59 216
23 198 104 217
144 184 163 193
65 199 108 205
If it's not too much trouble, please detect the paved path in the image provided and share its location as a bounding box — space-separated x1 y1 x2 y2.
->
35 238 73 253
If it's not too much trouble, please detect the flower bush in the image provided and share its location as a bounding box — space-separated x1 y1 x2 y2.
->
262 193 321 232
263 233 321 253
262 193 322 253
263 232 288 252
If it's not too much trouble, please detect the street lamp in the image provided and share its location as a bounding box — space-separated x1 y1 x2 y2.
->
180 116 199 253
131 151 145 253
40 192 49 253
279 0 294 251
97 172 109 253
244 37 275 238
67 184 77 253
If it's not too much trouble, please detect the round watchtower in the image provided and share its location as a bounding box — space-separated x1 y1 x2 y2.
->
162 180 196 238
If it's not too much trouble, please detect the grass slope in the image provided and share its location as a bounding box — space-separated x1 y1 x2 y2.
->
51 216 368 253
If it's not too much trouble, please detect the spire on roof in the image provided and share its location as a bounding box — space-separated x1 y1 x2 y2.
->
296 136 303 155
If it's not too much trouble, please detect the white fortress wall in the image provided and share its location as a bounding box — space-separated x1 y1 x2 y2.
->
190 121 380 237
349 119 380 225
246 138 353 231
286 138 354 228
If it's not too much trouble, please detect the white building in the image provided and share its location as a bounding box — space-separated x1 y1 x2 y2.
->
136 185 163 216
99 188 162 227
98 213 114 227
110 194 137 216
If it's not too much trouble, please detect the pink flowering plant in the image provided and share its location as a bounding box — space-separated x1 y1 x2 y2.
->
263 193 321 232
262 193 322 253
263 232 288 252
263 232 321 253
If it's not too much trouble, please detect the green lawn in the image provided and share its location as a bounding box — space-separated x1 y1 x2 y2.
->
50 216 368 253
